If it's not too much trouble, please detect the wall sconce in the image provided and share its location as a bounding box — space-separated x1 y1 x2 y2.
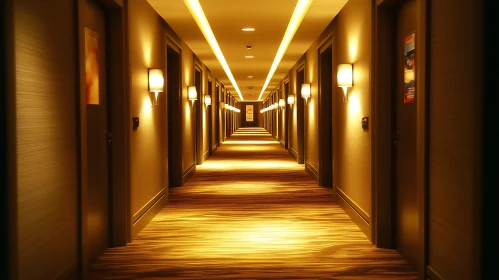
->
273 102 278 110
278 99 285 110
220 101 225 110
301 83 311 104
224 103 229 110
287 94 295 108
148 69 164 106
188 86 197 107
337 63 353 102
204 95 211 106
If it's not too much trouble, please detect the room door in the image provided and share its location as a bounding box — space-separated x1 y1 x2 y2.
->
392 0 418 268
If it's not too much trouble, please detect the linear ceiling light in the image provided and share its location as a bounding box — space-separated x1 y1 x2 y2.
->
183 0 244 101
257 0 313 100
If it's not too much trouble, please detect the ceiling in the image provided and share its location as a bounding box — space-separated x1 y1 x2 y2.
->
147 0 348 102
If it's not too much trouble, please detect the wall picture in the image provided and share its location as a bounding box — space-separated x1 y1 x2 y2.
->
403 32 415 104
85 27 99 105
246 105 254 122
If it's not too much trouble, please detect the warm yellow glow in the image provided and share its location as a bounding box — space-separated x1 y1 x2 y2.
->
183 0 244 100
337 64 353 87
223 140 278 145
204 94 211 106
188 86 197 100
245 55 254 59
242 27 255 32
287 94 295 105
301 83 311 99
148 69 164 92
279 99 285 108
258 0 313 100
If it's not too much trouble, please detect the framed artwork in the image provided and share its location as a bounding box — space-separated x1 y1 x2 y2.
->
404 32 415 104
246 105 254 122
85 27 99 105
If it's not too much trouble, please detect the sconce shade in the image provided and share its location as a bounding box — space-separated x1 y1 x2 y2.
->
188 86 197 100
148 69 164 92
224 103 229 109
287 94 295 105
301 83 311 99
337 64 353 87
204 95 212 105
274 102 278 109
279 99 285 108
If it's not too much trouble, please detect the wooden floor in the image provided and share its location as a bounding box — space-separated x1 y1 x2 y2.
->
89 127 417 280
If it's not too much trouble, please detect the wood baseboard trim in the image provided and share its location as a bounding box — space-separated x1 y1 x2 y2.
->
203 151 209 161
280 140 285 148
182 162 196 184
335 187 370 238
305 161 319 182
289 148 298 161
426 266 443 280
132 190 166 238
212 144 217 151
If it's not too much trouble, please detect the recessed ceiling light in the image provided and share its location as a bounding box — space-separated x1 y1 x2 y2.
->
245 55 254 59
242 28 255 31
247 75 253 78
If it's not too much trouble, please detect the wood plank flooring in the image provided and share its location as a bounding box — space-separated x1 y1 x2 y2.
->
89 127 417 279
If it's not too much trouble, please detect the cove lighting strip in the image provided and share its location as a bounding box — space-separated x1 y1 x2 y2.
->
183 0 244 100
257 0 313 100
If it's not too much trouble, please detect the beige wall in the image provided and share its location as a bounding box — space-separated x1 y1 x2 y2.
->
287 63 299 156
333 0 372 218
128 0 166 223
202 66 209 159
181 43 196 173
12 0 79 278
304 41 319 174
428 0 483 278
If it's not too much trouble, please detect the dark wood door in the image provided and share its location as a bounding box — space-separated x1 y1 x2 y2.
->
296 66 305 164
215 84 220 146
84 0 109 263
319 45 333 187
195 67 202 164
208 80 212 155
167 45 182 187
393 0 418 268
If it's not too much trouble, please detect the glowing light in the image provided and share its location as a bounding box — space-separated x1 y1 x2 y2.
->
183 0 244 100
242 27 255 31
257 0 313 100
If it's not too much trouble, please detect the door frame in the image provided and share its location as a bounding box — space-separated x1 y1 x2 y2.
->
166 36 183 187
77 0 129 275
284 78 290 149
372 0 429 279
207 78 213 155
2 0 15 278
215 81 220 147
295 63 306 164
194 61 203 165
318 37 333 187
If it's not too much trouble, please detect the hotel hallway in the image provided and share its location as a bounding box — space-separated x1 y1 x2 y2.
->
89 127 417 279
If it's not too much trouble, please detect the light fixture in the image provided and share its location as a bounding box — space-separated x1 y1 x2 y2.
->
245 55 254 59
287 94 295 108
337 63 353 102
301 83 311 104
242 27 255 31
183 0 244 101
148 69 164 106
224 103 229 110
279 98 285 110
248 75 253 79
188 86 197 107
274 102 278 110
220 101 226 110
257 0 313 100
204 94 211 106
